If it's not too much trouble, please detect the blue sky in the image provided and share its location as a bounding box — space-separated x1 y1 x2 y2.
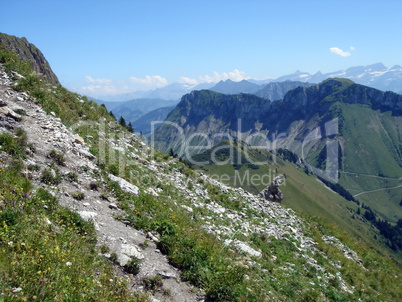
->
1 0 402 98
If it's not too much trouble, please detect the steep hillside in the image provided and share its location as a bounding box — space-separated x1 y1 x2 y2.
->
190 140 401 259
1 37 401 301
155 79 402 156
152 90 274 156
336 103 402 222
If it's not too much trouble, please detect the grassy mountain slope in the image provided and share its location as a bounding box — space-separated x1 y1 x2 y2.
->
1 38 401 301
0 45 149 302
191 140 401 262
337 103 402 222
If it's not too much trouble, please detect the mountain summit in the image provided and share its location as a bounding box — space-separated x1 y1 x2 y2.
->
0 32 60 85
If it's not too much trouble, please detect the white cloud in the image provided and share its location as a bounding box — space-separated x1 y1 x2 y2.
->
80 70 250 98
178 69 250 86
330 47 351 57
81 76 118 96
80 75 169 97
129 75 168 87
198 69 251 83
179 76 199 85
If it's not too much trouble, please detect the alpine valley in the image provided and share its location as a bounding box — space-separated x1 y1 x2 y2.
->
0 32 401 302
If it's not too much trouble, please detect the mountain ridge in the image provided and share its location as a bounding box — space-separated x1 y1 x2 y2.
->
155 78 402 153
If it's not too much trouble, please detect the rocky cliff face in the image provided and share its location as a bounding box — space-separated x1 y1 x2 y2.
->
0 33 60 85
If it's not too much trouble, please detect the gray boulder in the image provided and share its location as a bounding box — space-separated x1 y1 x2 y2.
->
260 176 283 202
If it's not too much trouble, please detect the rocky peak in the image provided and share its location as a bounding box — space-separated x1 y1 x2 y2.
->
0 33 60 85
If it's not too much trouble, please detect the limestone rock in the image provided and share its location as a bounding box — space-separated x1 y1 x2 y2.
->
108 203 119 210
78 211 97 221
108 174 139 196
0 106 21 121
225 239 262 258
117 244 144 266
74 135 85 144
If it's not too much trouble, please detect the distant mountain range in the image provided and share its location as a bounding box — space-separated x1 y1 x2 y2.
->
100 98 178 127
274 63 402 94
131 106 175 134
101 82 215 103
153 78 402 224
209 79 314 100
98 63 402 104
96 63 402 135
96 80 314 134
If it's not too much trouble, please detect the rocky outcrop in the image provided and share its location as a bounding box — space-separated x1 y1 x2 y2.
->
260 176 284 202
0 33 60 85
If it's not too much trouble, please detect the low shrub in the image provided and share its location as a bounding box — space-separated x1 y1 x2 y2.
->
48 149 65 166
71 191 85 200
142 275 163 292
40 167 61 185
124 258 141 275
